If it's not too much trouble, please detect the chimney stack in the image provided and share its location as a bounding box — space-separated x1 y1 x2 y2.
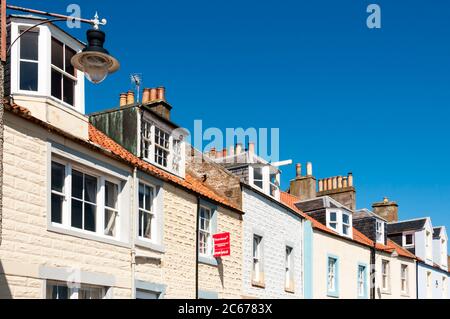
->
290 162 317 201
119 93 127 107
317 172 356 210
126 91 135 105
142 87 172 120
372 198 399 223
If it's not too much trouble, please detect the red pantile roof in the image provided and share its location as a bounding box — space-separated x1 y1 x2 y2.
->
280 191 417 260
5 102 242 213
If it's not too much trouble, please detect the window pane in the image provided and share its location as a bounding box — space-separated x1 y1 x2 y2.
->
143 211 152 238
51 37 64 70
51 194 64 224
105 181 118 209
330 212 337 222
145 185 152 211
78 287 103 299
104 210 117 237
20 31 38 61
20 61 38 91
343 214 350 224
72 170 83 199
84 174 97 204
48 285 69 299
71 199 83 229
51 162 65 192
84 203 96 232
63 75 75 106
51 69 62 100
139 184 145 209
65 46 76 75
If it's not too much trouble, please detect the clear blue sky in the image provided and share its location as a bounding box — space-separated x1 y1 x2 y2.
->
12 0 450 246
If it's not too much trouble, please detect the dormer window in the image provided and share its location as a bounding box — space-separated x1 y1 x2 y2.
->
403 232 414 247
376 221 385 244
326 209 353 238
19 30 39 91
141 119 185 177
249 165 280 200
51 37 77 106
9 18 85 114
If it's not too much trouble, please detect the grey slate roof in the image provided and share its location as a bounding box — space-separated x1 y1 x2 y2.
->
387 218 428 235
354 208 388 222
295 196 352 213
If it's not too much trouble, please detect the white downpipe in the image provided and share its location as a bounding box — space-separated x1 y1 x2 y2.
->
131 167 137 299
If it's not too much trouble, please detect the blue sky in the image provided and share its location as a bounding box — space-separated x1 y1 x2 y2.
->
12 0 450 245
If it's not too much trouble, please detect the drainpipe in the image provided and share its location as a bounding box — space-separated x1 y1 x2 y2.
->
370 244 376 299
131 167 138 299
195 197 200 299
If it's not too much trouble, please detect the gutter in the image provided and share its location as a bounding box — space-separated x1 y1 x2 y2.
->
371 243 376 299
195 196 200 299
131 167 138 299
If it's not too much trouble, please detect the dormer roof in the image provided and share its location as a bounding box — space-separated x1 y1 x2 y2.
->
387 218 429 235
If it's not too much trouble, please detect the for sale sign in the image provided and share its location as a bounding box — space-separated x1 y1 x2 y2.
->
213 232 231 258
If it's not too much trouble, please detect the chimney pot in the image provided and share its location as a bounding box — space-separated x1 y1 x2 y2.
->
127 91 135 105
342 177 348 188
306 162 313 176
149 88 158 101
348 173 354 187
296 164 302 178
248 142 255 159
337 176 343 188
332 177 338 189
119 93 127 107
210 147 216 158
327 178 333 191
318 179 324 192
142 88 150 104
223 149 228 157
157 87 166 101
235 143 243 155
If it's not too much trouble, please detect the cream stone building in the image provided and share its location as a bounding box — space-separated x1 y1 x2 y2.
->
0 15 243 299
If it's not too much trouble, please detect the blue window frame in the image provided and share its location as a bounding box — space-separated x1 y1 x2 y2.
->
357 263 368 299
327 254 339 298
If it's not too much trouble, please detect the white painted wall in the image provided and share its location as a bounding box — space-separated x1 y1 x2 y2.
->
242 188 303 299
375 252 416 299
418 264 449 299
312 231 371 299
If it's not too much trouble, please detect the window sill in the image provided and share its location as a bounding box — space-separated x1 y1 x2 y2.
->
198 255 218 267
381 289 392 295
285 288 295 294
47 224 130 249
251 281 266 289
327 291 339 298
135 239 166 254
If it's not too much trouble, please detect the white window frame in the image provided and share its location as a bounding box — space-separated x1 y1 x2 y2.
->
326 209 353 238
50 157 123 241
249 165 280 200
376 221 385 244
401 264 409 295
137 181 156 242
50 36 78 106
46 280 106 299
252 166 265 191
426 271 432 298
443 276 447 299
252 235 263 284
10 20 85 113
285 246 294 292
381 260 390 292
18 28 39 92
140 119 185 177
199 206 213 257
441 239 447 266
403 232 415 247
104 181 120 237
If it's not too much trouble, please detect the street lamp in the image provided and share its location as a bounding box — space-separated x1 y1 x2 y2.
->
5 4 120 84
71 14 120 84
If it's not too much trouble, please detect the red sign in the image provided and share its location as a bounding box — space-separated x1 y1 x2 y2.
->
213 232 231 258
